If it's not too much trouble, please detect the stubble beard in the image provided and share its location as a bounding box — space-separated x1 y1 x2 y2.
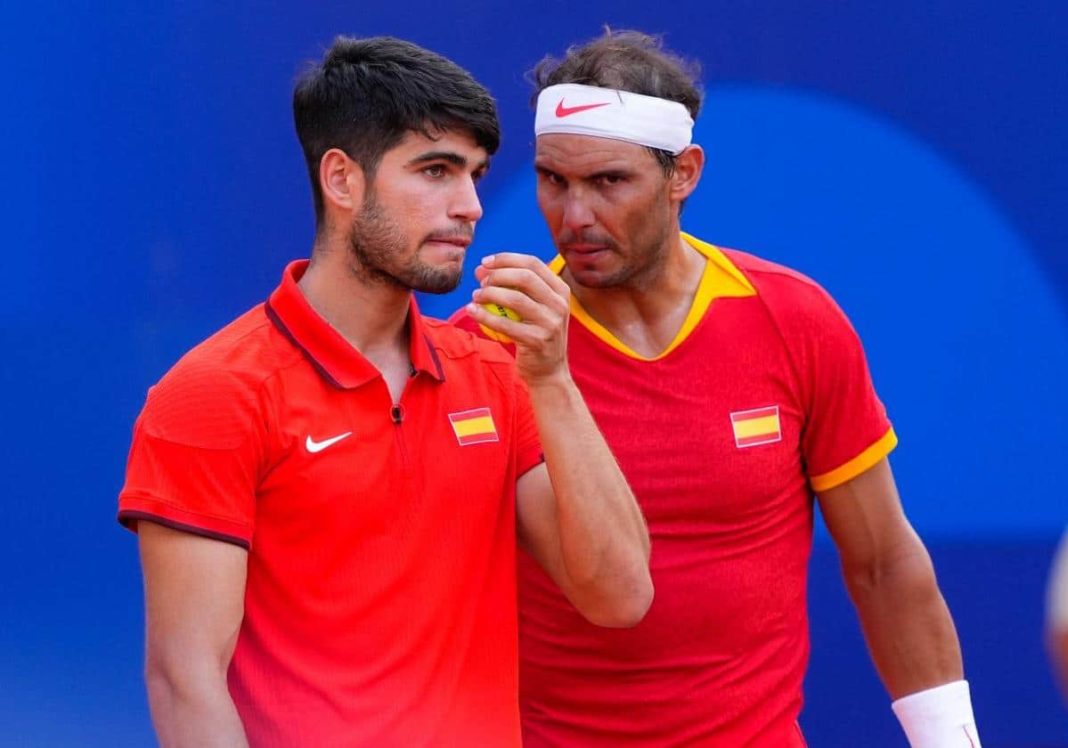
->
566 215 674 292
348 193 463 295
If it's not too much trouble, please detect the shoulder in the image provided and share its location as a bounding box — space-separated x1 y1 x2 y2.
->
725 249 837 308
446 306 485 338
424 316 523 401
425 316 517 368
722 247 854 333
140 305 297 447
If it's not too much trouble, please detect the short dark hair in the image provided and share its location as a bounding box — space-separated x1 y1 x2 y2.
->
530 29 702 174
293 36 500 224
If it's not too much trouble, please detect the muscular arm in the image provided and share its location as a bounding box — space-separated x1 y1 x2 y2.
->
138 521 250 748
817 459 964 698
515 380 652 627
469 252 653 628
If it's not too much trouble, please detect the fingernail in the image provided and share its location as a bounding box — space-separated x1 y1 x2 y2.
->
481 254 494 265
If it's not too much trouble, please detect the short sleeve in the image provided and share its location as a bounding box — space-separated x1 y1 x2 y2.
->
512 375 544 478
117 362 268 548
786 283 896 492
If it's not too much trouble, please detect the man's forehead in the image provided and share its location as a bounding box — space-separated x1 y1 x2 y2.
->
391 127 488 158
535 133 654 170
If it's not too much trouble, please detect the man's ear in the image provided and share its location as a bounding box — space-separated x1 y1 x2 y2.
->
319 148 366 213
668 144 704 203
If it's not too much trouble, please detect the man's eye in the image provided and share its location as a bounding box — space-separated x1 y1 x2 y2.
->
424 165 446 178
598 174 623 185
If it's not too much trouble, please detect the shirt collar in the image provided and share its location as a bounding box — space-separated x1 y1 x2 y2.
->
265 260 445 389
548 232 756 361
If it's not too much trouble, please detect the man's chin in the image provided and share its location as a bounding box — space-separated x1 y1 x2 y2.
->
412 271 463 295
564 265 619 290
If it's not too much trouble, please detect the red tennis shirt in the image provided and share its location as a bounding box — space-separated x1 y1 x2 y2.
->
119 260 542 747
451 233 896 747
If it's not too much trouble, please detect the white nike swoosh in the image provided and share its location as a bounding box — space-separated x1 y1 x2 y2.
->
305 432 352 453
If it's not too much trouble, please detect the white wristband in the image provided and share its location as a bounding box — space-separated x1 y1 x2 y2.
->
892 680 981 747
1047 530 1068 629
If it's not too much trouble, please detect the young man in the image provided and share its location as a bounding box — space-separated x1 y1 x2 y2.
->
454 30 980 747
118 36 651 748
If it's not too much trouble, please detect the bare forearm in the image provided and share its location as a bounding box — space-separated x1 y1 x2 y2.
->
1050 629 1068 702
527 373 651 622
146 666 249 748
844 548 963 699
470 252 651 623
1047 532 1068 702
138 523 249 747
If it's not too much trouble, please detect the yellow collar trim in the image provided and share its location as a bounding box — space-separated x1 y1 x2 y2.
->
549 232 756 361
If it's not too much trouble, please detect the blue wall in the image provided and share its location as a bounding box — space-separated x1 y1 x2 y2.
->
2 2 1065 745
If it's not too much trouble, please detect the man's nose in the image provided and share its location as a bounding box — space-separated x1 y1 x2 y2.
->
561 191 595 232
449 176 483 223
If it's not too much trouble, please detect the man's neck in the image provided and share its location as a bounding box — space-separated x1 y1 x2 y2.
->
565 233 706 359
298 240 411 359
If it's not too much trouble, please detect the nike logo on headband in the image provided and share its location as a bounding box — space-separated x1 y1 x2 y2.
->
555 99 612 118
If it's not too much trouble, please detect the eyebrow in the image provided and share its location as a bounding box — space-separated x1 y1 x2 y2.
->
408 150 489 173
534 164 631 179
534 163 565 177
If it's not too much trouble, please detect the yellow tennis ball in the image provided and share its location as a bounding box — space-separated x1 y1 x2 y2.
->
479 302 521 343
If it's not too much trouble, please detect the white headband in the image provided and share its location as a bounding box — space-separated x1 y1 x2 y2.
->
534 83 694 155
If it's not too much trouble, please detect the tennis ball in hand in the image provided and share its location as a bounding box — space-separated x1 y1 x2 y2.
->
479 302 521 343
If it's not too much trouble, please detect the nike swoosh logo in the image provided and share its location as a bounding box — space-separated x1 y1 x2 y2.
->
305 432 352 453
555 99 612 118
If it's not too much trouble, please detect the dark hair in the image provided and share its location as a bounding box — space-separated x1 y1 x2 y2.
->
293 36 500 224
530 29 702 174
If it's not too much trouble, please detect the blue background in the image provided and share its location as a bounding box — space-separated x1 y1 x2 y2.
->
2 1 1065 745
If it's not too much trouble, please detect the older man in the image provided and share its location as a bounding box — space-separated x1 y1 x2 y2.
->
455 29 980 748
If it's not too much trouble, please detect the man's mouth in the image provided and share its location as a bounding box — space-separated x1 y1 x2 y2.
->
425 228 473 249
561 243 609 254
426 237 471 248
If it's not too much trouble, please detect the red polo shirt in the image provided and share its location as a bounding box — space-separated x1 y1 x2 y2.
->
119 260 542 747
452 234 895 746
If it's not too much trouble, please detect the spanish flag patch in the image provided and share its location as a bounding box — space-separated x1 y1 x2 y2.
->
448 407 499 446
730 405 782 448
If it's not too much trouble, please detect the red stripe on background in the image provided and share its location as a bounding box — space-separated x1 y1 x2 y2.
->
457 432 499 446
449 407 491 423
730 406 778 423
736 431 782 447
